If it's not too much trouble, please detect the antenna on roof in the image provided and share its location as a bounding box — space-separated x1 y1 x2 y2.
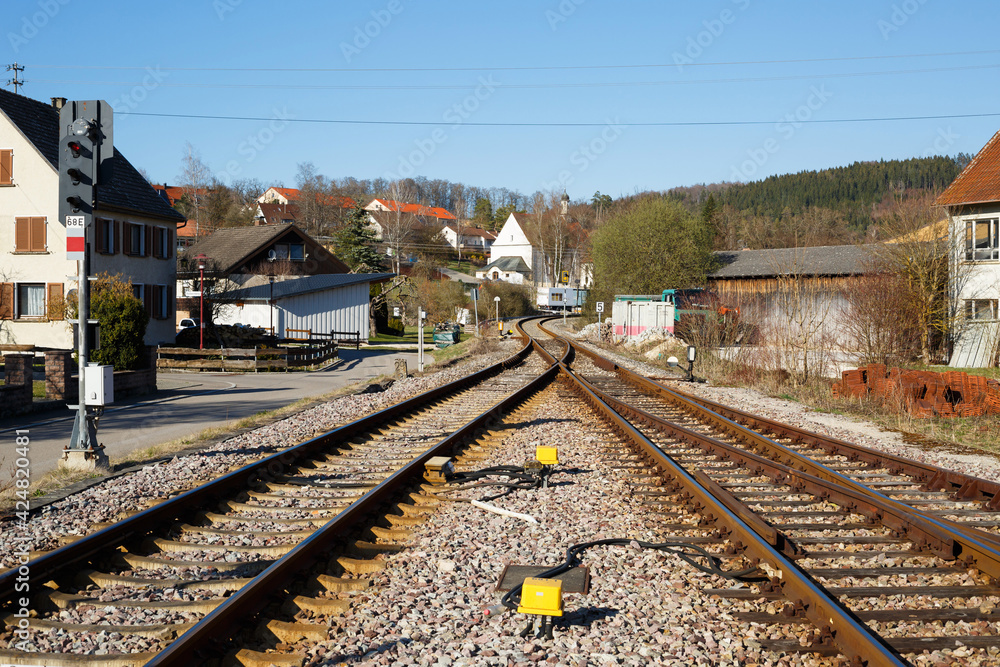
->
5 62 25 94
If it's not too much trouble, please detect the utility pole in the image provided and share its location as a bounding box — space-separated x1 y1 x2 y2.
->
5 62 24 93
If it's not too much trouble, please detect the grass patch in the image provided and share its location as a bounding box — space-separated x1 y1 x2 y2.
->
369 325 470 346
32 380 45 399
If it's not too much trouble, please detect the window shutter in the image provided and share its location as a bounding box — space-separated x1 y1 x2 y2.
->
167 284 174 319
113 220 120 255
168 228 174 259
143 284 152 315
123 223 131 255
30 217 45 252
0 283 13 319
152 285 161 319
144 224 152 257
95 219 105 252
47 283 64 320
14 218 29 252
0 149 11 185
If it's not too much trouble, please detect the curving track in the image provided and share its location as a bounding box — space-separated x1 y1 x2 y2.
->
537 316 1000 666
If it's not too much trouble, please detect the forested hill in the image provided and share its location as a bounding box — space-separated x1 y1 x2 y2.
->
715 156 967 230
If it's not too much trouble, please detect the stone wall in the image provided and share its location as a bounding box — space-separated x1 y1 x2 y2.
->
44 347 158 404
0 354 33 419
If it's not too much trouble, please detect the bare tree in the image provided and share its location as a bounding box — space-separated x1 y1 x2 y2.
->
869 194 972 363
178 143 212 236
381 180 418 275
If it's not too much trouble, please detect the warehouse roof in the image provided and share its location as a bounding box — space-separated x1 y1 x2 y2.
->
220 272 394 301
710 244 877 279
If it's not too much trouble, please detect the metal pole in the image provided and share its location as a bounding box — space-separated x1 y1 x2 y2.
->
199 262 205 350
417 308 424 372
71 238 90 450
473 297 479 336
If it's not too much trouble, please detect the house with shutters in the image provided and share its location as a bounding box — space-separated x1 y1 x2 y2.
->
0 89 186 350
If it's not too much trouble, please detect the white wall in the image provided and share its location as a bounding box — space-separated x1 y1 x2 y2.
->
216 282 373 340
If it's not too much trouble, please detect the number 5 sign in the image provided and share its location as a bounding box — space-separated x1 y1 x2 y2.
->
596 301 604 313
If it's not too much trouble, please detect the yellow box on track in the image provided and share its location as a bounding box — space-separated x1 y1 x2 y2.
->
517 577 563 616
535 446 559 465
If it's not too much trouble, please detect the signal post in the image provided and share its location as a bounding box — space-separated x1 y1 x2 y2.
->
59 100 114 472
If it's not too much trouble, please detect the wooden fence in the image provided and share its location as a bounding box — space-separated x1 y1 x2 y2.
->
284 329 361 349
157 339 338 372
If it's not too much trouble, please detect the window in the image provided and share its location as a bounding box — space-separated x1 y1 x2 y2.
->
14 217 46 253
290 243 305 261
0 149 11 185
153 227 171 259
965 299 999 321
96 219 117 254
17 284 45 318
132 283 144 303
965 218 999 261
151 285 169 319
272 243 289 260
123 223 152 256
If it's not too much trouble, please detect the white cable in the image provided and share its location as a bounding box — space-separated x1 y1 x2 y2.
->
471 500 538 524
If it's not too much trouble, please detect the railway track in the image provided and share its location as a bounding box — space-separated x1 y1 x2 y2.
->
537 317 1000 665
0 338 554 666
5 316 1000 665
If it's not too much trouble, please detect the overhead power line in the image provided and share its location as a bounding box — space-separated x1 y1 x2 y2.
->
28 49 1000 73
31 63 1000 91
116 111 1000 127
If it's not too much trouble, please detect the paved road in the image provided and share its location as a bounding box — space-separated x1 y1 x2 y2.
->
0 349 418 485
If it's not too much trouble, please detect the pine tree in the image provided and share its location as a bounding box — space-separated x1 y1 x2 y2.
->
333 205 386 272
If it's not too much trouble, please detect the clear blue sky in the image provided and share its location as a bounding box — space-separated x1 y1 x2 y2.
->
6 0 1000 202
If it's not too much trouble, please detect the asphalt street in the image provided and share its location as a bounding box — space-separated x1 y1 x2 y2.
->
0 348 418 485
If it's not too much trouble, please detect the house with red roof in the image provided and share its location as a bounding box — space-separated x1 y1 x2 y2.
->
258 186 355 210
152 183 208 251
363 198 456 239
937 130 1000 367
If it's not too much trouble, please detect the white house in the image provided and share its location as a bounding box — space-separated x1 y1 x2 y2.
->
937 130 1000 367
0 91 186 349
477 213 537 284
439 223 495 253
476 212 593 295
214 272 393 340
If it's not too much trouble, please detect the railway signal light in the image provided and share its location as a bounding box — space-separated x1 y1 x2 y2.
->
59 115 96 222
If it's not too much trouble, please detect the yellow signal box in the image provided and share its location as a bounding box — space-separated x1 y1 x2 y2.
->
517 577 563 617
535 446 559 465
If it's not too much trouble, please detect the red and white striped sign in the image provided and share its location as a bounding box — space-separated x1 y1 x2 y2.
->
66 215 85 260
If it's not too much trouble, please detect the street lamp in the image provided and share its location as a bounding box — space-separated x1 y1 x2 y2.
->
268 275 275 336
195 253 207 350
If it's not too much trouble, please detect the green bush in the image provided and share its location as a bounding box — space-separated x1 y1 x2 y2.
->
89 274 149 370
385 317 405 337
478 281 536 318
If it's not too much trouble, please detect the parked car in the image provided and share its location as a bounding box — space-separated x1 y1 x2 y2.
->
177 318 200 333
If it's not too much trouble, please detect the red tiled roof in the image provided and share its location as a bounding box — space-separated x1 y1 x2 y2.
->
370 199 456 220
937 130 1000 206
266 187 355 208
152 183 205 207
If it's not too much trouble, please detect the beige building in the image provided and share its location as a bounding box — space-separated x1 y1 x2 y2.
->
0 90 186 349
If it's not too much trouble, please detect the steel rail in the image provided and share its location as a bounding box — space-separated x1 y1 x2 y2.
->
549 363 908 667
558 334 1000 579
0 337 535 607
148 362 561 665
